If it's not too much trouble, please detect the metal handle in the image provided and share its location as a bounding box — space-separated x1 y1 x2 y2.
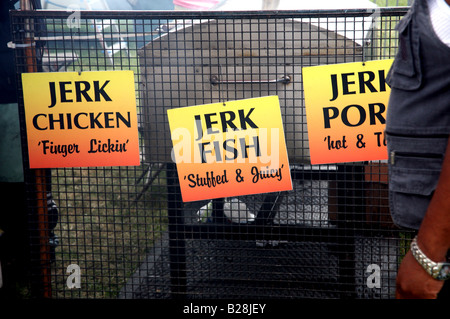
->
210 75 291 86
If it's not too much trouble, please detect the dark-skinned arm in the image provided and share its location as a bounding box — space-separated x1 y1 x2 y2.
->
396 136 450 298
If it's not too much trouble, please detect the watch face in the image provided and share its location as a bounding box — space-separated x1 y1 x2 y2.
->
437 264 450 281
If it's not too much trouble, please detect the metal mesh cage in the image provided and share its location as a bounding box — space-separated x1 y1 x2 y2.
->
10 7 414 299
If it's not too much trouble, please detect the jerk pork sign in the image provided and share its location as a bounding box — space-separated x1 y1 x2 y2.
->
167 96 293 202
22 71 140 168
302 59 393 165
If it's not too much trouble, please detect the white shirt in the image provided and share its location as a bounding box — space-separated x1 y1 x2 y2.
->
427 0 450 47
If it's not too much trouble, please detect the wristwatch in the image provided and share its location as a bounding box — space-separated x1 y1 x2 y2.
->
410 236 450 281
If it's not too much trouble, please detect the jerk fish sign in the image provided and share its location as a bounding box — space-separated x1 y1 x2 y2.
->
22 71 140 168
302 59 393 165
167 96 293 202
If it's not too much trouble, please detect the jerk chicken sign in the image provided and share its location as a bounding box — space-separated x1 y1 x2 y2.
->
22 71 140 168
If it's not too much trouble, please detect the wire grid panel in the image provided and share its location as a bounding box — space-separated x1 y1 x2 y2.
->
11 8 413 299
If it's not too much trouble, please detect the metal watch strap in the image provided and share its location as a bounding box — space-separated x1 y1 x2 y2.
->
410 236 450 280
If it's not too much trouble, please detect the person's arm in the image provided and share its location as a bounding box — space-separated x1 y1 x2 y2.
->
396 137 450 299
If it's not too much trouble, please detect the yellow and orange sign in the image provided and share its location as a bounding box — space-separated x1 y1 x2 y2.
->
22 70 140 168
167 96 292 202
303 59 393 165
